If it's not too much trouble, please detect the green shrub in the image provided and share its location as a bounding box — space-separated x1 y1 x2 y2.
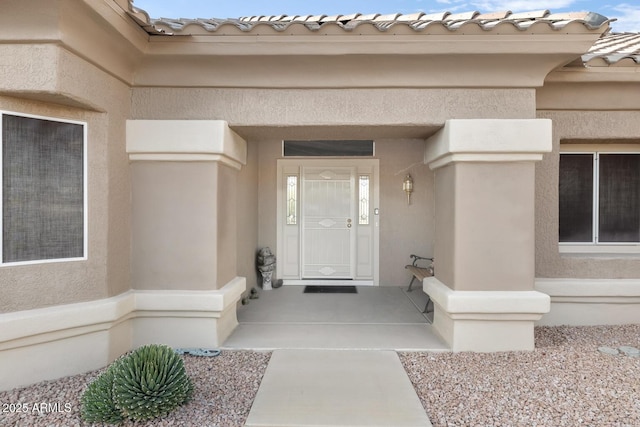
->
80 344 193 424
80 362 124 425
112 344 194 422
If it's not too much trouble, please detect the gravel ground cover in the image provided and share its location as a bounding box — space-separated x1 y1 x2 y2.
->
2 326 639 427
0 350 271 427
400 325 640 427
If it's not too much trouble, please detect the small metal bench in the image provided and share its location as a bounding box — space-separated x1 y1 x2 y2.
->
405 254 434 313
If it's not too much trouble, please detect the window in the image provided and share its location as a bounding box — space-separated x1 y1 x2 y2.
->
286 175 297 225
359 175 370 225
559 151 640 246
283 140 374 157
1 112 87 265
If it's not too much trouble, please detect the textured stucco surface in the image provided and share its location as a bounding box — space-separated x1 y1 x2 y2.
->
237 140 259 291
433 162 536 292
454 162 535 291
257 140 281 276
130 87 534 287
0 54 130 312
217 163 238 288
0 3 135 313
434 164 455 288
131 88 536 130
536 110 640 279
377 139 434 285
131 162 220 291
537 82 640 112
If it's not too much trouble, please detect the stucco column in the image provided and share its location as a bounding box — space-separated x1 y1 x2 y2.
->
126 120 247 347
424 119 551 352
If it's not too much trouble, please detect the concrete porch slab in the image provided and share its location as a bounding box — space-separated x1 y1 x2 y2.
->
222 323 449 351
244 349 432 427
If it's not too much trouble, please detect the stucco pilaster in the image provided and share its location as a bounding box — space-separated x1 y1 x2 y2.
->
425 119 552 292
424 119 552 351
126 120 247 291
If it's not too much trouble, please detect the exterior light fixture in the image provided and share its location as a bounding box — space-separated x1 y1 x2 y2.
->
403 174 414 205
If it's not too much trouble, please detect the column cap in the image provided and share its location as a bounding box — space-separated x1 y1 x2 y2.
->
424 119 552 170
126 120 247 169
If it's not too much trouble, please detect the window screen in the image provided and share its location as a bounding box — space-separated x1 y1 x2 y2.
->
598 154 640 242
2 113 85 263
559 154 593 243
559 152 640 245
284 140 374 157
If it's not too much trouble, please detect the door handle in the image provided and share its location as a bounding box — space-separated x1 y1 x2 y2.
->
347 219 352 228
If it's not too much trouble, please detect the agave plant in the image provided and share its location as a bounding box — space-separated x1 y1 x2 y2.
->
81 344 193 424
80 362 124 425
112 344 194 422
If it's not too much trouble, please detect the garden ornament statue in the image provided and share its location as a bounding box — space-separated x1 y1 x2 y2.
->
257 247 276 290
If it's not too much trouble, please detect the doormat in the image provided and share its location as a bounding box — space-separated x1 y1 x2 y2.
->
303 285 357 294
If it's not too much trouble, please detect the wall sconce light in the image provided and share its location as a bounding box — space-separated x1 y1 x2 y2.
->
403 174 414 205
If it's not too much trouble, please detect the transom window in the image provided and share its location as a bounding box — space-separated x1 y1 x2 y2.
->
1 112 87 265
559 150 640 246
283 140 374 157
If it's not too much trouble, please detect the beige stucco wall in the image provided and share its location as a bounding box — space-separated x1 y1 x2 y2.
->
131 162 219 290
130 157 244 291
434 164 456 288
0 72 131 313
0 0 136 313
377 140 434 285
257 140 281 267
217 163 238 287
435 162 535 291
535 110 640 279
537 81 640 112
237 140 259 289
131 88 536 132
130 87 537 287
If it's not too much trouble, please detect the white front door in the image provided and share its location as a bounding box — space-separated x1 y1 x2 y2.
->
302 167 355 278
277 159 379 285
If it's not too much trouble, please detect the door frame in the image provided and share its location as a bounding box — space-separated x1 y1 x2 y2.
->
276 158 380 286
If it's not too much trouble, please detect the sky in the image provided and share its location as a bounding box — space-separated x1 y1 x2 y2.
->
132 0 640 32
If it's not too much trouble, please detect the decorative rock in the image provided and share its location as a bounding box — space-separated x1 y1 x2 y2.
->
598 346 619 355
618 346 640 357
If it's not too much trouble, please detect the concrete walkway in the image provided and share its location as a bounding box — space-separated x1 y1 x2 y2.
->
245 349 432 427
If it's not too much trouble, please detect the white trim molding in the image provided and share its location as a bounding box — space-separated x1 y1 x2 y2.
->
535 278 640 326
425 277 550 352
126 120 247 169
0 277 245 392
424 119 552 170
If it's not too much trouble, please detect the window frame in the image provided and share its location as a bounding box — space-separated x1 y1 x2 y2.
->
0 110 88 266
559 144 640 255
